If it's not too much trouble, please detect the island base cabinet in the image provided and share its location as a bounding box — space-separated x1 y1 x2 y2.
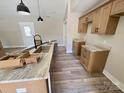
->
0 80 48 93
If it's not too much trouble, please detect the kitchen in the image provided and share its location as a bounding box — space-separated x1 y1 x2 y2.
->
0 0 124 93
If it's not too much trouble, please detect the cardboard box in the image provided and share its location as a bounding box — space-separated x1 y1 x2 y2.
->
0 55 26 69
17 52 43 64
0 47 43 69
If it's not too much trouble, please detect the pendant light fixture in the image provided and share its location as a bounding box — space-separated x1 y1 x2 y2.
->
37 0 43 22
17 0 30 15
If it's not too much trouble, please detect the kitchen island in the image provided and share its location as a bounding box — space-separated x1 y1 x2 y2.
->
0 43 55 93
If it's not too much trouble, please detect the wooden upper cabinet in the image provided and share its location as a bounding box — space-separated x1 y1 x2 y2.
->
78 17 88 33
99 3 112 34
98 2 119 34
79 1 121 35
91 9 101 33
111 0 124 15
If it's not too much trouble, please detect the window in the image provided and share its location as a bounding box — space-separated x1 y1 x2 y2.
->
24 26 32 36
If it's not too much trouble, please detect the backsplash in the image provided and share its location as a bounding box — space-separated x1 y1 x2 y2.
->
83 23 112 50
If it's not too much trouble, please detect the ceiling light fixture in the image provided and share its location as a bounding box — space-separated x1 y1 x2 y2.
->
37 0 43 22
17 0 30 15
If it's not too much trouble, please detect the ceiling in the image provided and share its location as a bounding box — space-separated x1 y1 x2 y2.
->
71 0 106 13
0 0 107 21
0 0 67 20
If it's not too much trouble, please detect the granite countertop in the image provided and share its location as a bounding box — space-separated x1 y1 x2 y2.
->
0 43 54 83
82 45 110 52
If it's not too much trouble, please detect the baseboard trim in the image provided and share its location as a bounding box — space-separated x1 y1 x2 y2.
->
66 50 72 53
3 45 25 48
58 44 65 46
103 70 124 92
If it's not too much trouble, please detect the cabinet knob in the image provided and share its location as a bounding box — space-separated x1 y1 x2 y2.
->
85 17 88 22
95 27 99 32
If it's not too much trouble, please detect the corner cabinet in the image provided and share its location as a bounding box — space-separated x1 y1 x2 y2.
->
98 3 118 34
99 3 112 34
111 0 124 15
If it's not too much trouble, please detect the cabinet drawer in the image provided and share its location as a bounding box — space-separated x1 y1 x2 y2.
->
111 0 124 15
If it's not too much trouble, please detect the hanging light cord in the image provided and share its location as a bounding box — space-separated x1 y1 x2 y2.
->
37 0 40 16
21 0 23 4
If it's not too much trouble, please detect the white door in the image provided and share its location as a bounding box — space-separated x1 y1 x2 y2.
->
19 22 35 47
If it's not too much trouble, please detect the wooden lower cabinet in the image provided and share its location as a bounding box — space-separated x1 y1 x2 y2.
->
72 39 85 56
80 45 109 73
0 80 48 93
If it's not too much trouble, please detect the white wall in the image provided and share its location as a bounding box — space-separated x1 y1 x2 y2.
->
35 19 63 44
0 19 24 47
0 18 63 48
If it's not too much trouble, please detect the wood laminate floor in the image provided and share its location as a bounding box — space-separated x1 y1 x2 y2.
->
51 46 123 93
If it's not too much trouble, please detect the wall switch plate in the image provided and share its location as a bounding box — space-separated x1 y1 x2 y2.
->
16 88 27 93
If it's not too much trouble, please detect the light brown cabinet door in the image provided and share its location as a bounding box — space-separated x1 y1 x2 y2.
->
78 19 82 33
82 23 88 33
91 9 101 33
111 0 124 15
99 3 112 34
78 17 88 33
